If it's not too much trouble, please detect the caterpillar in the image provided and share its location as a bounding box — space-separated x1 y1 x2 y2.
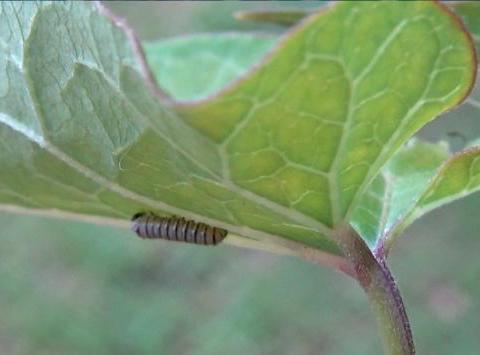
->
131 212 227 246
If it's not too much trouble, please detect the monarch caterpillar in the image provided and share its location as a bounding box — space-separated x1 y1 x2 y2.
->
131 212 228 246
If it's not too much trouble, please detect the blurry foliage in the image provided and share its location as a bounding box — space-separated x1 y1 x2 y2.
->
2 205 480 354
0 2 479 355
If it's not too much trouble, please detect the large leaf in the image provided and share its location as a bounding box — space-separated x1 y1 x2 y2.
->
233 3 480 252
144 34 479 253
144 31 477 253
175 3 475 239
0 2 475 268
0 1 339 259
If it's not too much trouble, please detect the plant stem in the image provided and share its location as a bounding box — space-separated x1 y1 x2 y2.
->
335 224 415 355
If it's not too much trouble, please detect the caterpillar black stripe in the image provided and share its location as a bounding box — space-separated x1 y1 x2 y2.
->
131 212 227 246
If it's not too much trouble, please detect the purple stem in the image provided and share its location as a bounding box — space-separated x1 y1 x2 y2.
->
336 224 415 355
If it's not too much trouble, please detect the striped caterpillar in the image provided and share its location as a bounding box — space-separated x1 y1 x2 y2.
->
131 212 227 246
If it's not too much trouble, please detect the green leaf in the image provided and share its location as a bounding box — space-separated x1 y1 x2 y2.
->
176 2 475 239
380 145 480 250
350 139 450 249
414 146 480 216
233 10 480 153
143 34 277 101
0 2 475 267
402 3 480 235
0 1 340 258
351 2 480 252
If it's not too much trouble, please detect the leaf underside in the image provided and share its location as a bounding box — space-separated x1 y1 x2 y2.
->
0 1 476 263
144 34 278 102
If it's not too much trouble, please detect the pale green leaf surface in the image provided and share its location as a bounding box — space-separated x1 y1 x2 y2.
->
383 145 480 250
144 34 277 101
350 139 450 248
415 146 480 214
0 1 339 255
0 2 475 261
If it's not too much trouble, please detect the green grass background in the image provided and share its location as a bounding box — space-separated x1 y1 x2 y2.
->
1 2 479 354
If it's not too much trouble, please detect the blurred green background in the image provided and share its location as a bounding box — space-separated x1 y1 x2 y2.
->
1 2 479 354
